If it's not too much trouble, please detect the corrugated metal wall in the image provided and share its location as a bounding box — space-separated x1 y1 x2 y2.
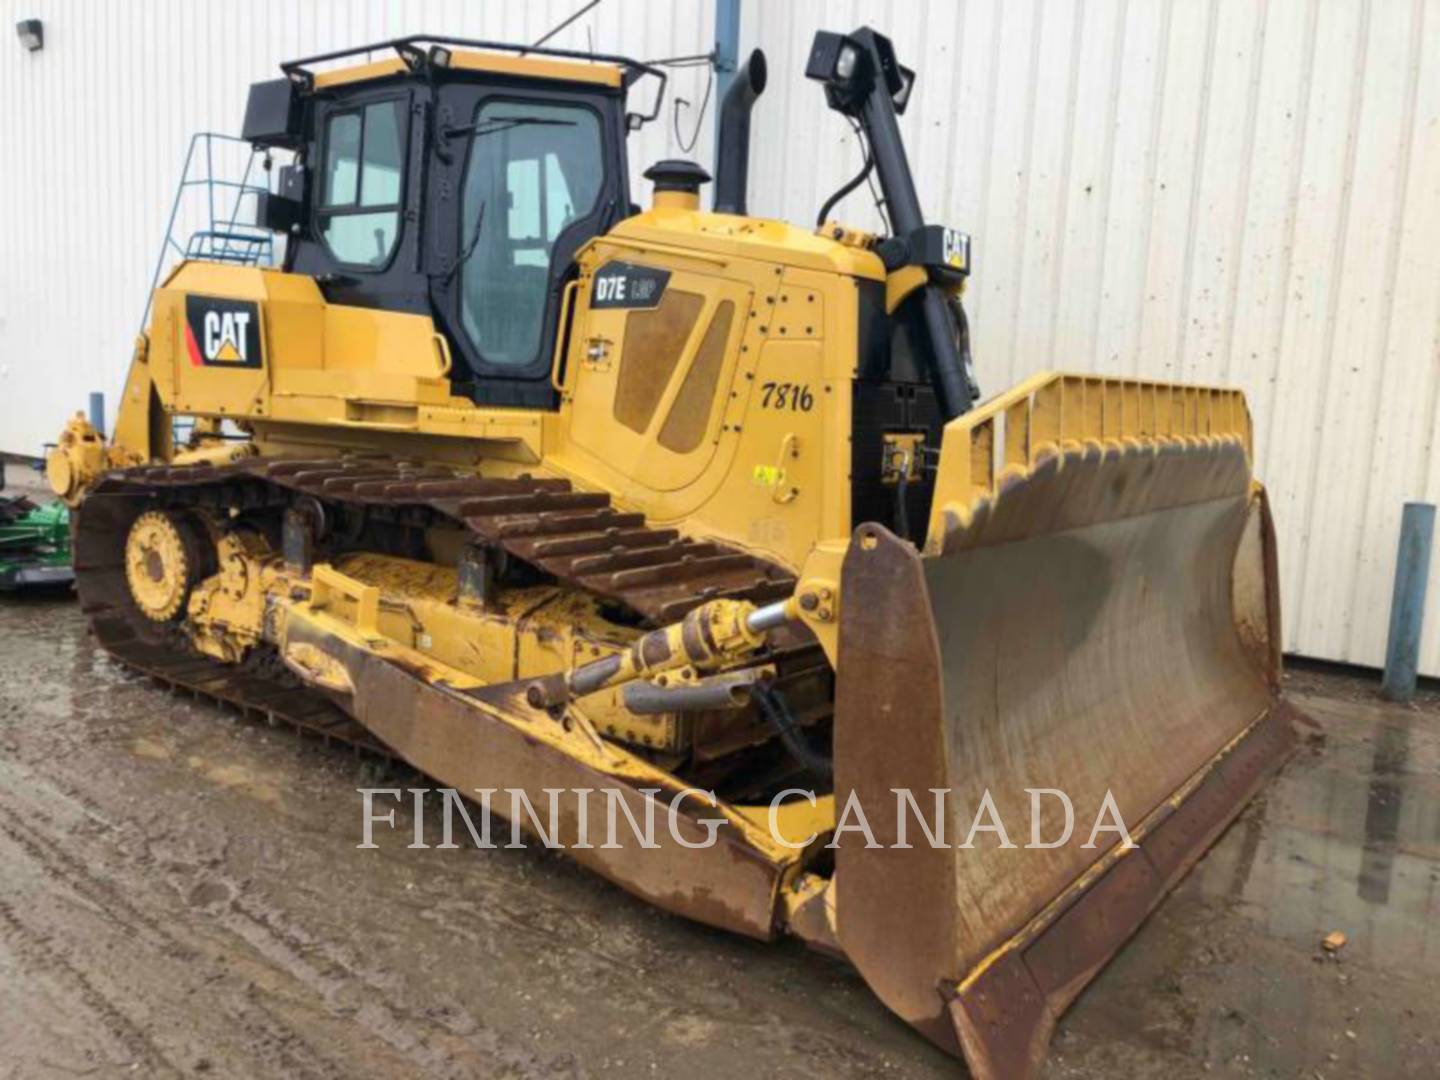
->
2 0 1438 674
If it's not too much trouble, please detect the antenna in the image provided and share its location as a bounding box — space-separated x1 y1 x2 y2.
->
528 0 603 52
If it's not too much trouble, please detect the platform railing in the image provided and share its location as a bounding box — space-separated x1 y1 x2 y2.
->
138 132 279 336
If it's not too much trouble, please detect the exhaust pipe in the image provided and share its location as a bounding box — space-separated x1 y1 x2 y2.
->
713 48 767 215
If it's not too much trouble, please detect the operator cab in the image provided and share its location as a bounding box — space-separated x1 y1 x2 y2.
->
242 38 661 408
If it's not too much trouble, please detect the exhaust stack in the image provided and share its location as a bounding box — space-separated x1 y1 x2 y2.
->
713 49 767 215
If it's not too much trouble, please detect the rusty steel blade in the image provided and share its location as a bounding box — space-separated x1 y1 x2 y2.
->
832 437 1298 1078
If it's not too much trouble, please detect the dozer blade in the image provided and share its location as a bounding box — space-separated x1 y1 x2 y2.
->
832 374 1300 1079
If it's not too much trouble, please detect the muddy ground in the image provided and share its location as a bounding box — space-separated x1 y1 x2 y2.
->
1 586 1437 1078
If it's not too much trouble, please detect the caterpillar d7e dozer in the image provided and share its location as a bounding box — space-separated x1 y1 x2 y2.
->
48 28 1301 1078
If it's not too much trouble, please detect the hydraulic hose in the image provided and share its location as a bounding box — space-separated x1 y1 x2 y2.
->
815 134 875 227
755 684 833 781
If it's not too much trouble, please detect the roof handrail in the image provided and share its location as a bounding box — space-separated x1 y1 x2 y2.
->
279 34 667 127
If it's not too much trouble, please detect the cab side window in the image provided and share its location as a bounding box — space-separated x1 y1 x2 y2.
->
318 99 405 268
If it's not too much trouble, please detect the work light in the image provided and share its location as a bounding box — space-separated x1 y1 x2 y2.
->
805 31 873 113
805 29 915 116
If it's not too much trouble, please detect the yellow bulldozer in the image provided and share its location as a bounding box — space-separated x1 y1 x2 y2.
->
47 28 1299 1078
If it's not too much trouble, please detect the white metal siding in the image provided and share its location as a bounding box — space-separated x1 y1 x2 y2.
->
2 1 1438 675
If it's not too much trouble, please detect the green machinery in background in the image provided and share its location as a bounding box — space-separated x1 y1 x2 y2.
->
0 468 74 590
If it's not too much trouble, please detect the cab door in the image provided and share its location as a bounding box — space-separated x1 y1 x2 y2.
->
426 81 630 408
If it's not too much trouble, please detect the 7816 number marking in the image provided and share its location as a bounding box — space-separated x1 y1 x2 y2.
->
760 381 815 412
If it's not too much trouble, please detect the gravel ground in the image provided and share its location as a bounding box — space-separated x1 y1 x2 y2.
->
0 588 1436 1079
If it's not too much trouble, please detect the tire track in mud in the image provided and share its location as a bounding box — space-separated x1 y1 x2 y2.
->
213 892 581 1078
0 764 574 1078
0 874 181 1075
0 784 377 1079
3 750 886 1074
0 790 198 954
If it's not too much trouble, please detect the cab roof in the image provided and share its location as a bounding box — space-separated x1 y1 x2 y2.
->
310 50 623 90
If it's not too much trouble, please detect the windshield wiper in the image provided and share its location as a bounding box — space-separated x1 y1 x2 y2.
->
440 116 576 141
